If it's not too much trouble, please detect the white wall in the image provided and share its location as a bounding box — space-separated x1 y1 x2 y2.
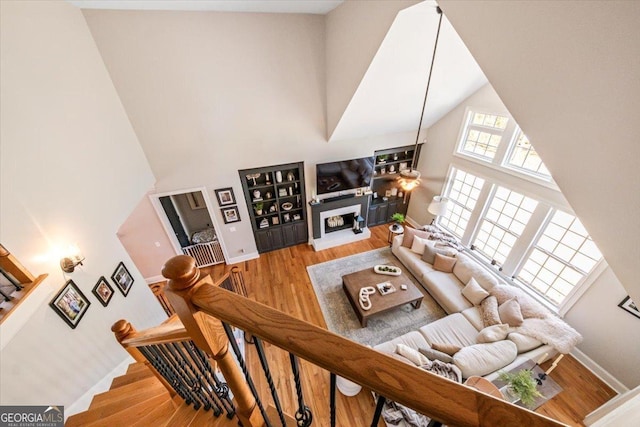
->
419 83 640 388
82 9 424 263
0 0 166 413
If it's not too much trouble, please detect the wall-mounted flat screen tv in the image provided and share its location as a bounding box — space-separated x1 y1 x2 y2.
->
316 156 375 195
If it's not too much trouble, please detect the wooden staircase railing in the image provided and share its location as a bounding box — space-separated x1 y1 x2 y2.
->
161 255 567 427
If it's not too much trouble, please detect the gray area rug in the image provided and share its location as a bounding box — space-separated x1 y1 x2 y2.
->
307 248 445 347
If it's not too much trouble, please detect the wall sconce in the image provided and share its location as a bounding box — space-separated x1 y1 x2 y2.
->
60 245 85 273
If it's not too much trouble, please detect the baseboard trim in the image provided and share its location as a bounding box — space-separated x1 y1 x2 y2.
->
571 348 628 394
405 216 421 228
145 274 165 284
227 252 260 264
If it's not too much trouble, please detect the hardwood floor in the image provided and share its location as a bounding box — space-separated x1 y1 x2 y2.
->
170 225 617 426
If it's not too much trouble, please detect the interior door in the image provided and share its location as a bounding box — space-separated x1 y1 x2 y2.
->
159 196 190 247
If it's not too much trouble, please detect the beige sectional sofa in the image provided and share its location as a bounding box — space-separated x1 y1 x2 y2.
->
373 231 581 381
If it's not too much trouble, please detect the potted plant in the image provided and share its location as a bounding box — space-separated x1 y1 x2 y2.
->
254 202 264 216
390 212 405 231
498 369 543 408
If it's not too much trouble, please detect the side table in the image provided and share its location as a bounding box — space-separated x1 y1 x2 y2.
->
492 359 562 410
388 224 404 246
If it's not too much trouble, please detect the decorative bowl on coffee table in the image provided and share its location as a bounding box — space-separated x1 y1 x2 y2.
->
374 265 402 276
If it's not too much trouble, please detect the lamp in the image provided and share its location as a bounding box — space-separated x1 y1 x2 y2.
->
398 6 444 192
428 195 449 224
60 245 84 273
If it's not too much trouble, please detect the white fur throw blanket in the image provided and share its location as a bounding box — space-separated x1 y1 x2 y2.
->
489 285 583 354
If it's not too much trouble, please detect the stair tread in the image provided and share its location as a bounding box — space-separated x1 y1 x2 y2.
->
90 376 163 408
111 367 155 389
83 393 171 427
130 398 177 427
66 392 171 427
164 402 199 427
126 362 150 375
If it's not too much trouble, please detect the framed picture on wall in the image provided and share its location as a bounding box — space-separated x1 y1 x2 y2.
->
111 262 134 297
92 276 114 307
215 188 236 206
49 280 91 329
221 206 241 224
618 296 640 319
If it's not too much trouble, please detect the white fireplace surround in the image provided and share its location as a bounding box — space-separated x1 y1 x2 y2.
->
313 204 370 251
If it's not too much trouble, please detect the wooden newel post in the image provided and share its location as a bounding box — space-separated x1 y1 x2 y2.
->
162 255 265 427
111 319 177 399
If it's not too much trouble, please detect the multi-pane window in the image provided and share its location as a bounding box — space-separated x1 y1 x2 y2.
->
517 210 602 305
506 130 551 178
439 168 485 238
458 111 509 161
472 186 538 265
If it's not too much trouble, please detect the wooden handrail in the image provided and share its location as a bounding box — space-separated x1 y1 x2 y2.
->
115 314 190 347
163 255 566 427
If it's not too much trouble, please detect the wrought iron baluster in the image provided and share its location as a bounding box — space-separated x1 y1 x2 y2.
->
140 345 193 405
222 322 272 427
184 340 236 418
329 373 336 427
370 395 386 427
253 336 287 426
170 342 220 415
0 287 12 302
157 343 206 410
1 269 23 291
289 354 312 427
154 344 202 409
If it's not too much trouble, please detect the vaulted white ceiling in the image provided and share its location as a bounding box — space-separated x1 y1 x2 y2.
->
68 0 344 14
329 1 487 141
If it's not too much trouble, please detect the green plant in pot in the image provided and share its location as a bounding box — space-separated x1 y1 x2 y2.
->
498 369 543 408
254 202 264 216
390 213 405 231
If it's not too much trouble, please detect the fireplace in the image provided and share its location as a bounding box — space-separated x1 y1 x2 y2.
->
310 196 371 251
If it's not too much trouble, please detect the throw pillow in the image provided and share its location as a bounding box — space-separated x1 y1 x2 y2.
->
431 342 462 356
421 242 457 264
476 324 510 343
433 253 457 273
410 236 429 255
507 332 543 353
401 228 430 248
480 296 501 327
461 277 490 305
499 298 524 327
395 344 429 366
419 347 454 364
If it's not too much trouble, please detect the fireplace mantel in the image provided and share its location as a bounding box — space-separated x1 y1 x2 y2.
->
309 195 370 251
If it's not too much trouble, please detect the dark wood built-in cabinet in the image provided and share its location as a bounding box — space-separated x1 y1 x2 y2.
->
239 162 308 254
367 144 421 227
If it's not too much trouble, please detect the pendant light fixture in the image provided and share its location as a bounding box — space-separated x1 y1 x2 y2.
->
398 6 444 192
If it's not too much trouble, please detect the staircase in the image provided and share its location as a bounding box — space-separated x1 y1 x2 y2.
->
66 362 236 427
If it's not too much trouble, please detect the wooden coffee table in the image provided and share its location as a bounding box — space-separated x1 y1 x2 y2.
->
342 266 423 327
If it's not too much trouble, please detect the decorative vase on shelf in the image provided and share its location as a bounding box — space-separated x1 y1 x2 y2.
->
287 171 295 181
275 171 283 183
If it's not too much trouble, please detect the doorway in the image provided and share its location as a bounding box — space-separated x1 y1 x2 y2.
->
150 188 227 267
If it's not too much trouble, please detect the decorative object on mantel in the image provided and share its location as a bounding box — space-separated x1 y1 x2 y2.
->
287 171 295 181
254 202 264 216
252 190 261 201
618 295 640 319
259 218 269 228
50 279 91 329
398 6 443 192
281 202 293 211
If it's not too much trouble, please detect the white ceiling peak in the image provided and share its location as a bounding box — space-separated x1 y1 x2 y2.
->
329 1 487 142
